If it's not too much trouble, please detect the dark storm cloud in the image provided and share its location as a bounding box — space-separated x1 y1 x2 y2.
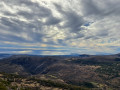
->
81 0 120 18
63 12 85 33
54 3 85 33
44 15 61 25
80 0 101 16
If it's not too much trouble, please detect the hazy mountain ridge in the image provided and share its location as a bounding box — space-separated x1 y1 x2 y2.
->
0 54 12 59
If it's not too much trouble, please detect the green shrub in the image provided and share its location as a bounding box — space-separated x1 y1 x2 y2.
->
0 83 7 90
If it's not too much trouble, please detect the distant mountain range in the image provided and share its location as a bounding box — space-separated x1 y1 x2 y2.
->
0 53 12 59
0 53 91 59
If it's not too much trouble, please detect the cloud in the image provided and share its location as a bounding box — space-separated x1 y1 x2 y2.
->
80 0 120 19
44 15 61 25
54 3 85 33
0 0 120 55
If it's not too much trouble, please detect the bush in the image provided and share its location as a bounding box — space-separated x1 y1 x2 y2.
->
0 83 7 90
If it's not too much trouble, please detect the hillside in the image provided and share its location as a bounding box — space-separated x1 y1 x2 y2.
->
0 54 120 89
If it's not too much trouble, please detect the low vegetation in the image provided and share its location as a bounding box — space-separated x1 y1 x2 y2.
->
0 72 88 90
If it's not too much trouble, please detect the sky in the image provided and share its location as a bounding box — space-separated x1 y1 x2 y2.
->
0 0 120 55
